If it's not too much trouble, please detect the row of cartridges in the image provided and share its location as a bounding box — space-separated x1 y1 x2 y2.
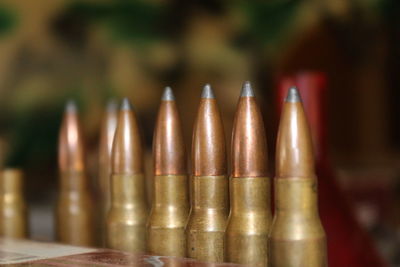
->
0 82 327 267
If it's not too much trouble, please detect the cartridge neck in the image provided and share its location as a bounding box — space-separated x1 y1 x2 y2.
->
59 171 88 191
192 175 228 211
111 173 147 207
152 175 188 208
230 177 271 214
0 169 23 194
274 177 319 215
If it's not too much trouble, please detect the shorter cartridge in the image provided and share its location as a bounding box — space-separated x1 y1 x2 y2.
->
0 169 28 238
56 101 94 246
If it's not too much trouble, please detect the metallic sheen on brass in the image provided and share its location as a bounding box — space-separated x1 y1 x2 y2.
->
186 85 228 263
57 172 95 245
147 175 188 256
57 100 95 246
0 169 28 238
225 82 271 266
147 87 189 257
107 173 148 252
106 98 148 253
269 87 327 267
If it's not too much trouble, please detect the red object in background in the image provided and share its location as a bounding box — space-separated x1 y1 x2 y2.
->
277 72 387 267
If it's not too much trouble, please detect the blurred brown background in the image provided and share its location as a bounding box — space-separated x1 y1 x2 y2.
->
0 0 399 265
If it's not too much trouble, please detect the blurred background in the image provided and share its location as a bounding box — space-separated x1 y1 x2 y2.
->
0 0 399 266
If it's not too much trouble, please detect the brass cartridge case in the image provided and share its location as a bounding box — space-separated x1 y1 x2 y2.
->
107 173 148 252
270 87 327 266
148 87 189 257
0 169 28 238
147 175 189 256
56 171 95 246
57 100 94 246
269 178 327 267
225 177 271 266
225 81 271 266
187 84 228 263
107 98 147 253
186 175 228 263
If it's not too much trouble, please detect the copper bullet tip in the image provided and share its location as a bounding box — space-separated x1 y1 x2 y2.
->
99 98 119 170
65 100 77 113
154 87 186 175
276 87 314 178
285 86 302 103
232 83 268 178
192 87 226 176
162 86 175 101
59 100 85 172
201 84 215 99
240 81 255 97
112 98 143 175
121 97 133 110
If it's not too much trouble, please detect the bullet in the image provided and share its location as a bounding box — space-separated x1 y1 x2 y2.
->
224 82 271 266
269 87 327 266
147 87 189 257
186 84 228 263
57 100 95 246
106 98 148 252
278 74 386 267
277 73 328 161
0 169 28 238
98 99 118 244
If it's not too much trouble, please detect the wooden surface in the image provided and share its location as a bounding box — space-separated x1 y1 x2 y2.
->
0 238 243 266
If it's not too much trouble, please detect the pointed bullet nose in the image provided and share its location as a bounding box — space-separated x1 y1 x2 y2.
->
65 100 77 113
162 86 175 101
121 97 133 110
241 81 255 97
285 86 302 103
201 84 215 99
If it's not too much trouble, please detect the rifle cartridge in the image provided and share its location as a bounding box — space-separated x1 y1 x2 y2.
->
186 85 229 263
269 87 327 266
147 87 189 257
57 100 95 246
0 169 28 238
225 82 271 266
98 99 118 241
106 98 148 253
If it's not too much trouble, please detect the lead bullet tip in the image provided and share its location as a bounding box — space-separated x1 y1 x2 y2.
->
65 100 77 113
241 81 255 97
121 97 133 110
162 86 175 101
201 84 215 99
285 86 302 103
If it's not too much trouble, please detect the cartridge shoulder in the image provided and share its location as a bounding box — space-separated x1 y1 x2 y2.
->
226 213 271 234
269 216 325 240
186 209 228 232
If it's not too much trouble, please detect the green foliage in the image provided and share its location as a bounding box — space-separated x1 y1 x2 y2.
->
5 107 61 168
65 0 166 44
4 86 85 167
239 0 302 45
0 5 17 37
